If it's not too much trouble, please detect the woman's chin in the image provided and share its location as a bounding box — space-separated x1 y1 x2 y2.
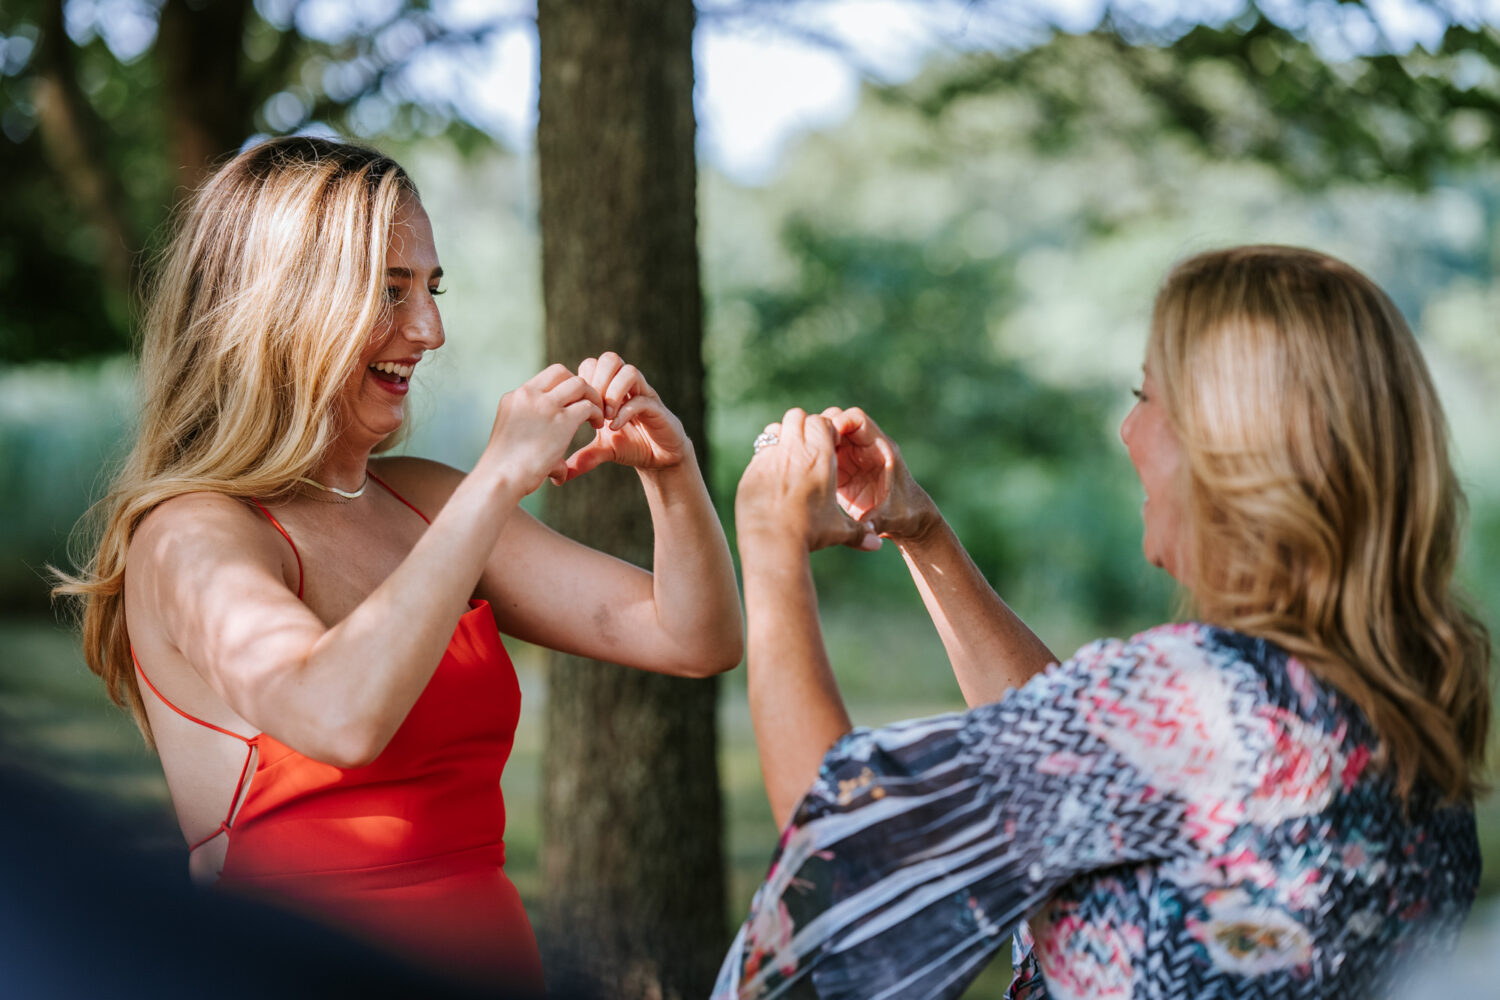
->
339 405 404 450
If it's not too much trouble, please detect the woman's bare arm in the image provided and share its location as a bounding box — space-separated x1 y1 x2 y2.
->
735 408 871 827
129 365 603 767
386 353 743 677
825 407 1055 705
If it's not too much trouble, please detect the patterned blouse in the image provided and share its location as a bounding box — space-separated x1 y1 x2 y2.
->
713 623 1480 999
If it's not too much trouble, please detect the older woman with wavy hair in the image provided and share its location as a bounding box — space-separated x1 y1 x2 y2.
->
717 245 1490 999
55 136 742 992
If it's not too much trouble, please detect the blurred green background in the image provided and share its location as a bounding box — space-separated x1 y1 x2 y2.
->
4 3 1500 996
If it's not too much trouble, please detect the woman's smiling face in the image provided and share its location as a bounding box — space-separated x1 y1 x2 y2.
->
1120 364 1192 584
345 193 445 445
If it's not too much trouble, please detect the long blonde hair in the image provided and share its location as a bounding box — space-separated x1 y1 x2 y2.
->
1151 245 1491 800
54 136 418 741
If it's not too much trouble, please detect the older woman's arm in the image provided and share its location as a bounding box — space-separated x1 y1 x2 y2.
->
895 517 1056 705
824 406 1056 706
735 408 873 827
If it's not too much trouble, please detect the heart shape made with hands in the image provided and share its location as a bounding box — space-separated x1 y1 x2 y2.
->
741 409 882 553
547 355 690 486
823 408 905 530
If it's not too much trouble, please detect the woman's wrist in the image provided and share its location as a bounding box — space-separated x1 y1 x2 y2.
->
462 458 528 512
737 521 813 564
635 437 694 480
890 490 944 548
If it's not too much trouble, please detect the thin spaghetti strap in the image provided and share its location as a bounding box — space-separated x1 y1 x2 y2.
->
367 469 432 524
132 650 259 852
133 650 253 744
248 497 304 599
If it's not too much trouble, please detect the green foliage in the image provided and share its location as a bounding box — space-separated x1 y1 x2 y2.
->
716 215 1175 628
894 8 1500 190
0 0 502 362
0 4 167 360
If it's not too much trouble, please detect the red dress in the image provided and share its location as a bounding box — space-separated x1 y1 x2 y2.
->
133 475 544 991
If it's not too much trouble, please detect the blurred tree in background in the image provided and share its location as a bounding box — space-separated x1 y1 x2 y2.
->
0 0 503 361
534 1 726 995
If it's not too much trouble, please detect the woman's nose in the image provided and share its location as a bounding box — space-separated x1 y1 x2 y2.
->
1119 404 1138 448
404 296 445 350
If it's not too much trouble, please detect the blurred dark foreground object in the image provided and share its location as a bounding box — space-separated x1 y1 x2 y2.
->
0 757 588 999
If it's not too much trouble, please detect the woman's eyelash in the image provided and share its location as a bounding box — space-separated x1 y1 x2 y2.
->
1131 386 1145 401
384 286 444 301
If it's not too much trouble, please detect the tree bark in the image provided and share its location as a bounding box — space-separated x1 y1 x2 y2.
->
535 1 724 997
156 0 254 190
30 0 139 298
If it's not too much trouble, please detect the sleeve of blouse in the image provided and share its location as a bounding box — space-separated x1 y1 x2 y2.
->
714 624 1258 1000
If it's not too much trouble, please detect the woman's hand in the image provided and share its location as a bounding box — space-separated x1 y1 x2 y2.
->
736 408 880 553
554 353 689 483
822 406 938 544
480 364 604 496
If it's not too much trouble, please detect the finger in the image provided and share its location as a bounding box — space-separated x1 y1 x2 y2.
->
827 405 879 445
812 509 881 554
803 414 842 471
562 397 605 434
604 363 649 423
780 407 807 442
531 362 578 393
589 352 626 415
751 421 783 462
546 374 605 413
805 413 839 450
587 351 622 386
842 516 883 552
576 356 597 383
560 440 611 482
609 393 659 431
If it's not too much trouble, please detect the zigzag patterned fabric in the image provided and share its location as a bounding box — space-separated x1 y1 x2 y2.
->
713 623 1480 999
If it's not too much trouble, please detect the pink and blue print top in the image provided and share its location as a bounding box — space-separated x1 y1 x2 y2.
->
714 623 1480 999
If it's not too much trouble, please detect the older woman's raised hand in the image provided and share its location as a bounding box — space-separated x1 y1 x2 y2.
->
736 408 881 553
822 406 937 543
553 352 691 484
481 363 604 495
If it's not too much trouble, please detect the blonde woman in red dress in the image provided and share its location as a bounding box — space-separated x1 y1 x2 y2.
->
56 136 743 992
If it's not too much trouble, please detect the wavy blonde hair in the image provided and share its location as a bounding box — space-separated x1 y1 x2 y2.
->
54 136 418 741
1150 245 1491 800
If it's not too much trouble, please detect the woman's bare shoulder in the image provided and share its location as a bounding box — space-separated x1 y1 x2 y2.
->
130 492 289 577
368 455 466 516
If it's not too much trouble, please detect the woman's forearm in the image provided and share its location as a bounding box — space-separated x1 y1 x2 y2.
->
897 516 1055 707
741 533 852 828
638 442 745 673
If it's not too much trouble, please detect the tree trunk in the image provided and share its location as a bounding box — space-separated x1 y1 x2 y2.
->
31 0 139 298
156 0 254 190
535 1 724 997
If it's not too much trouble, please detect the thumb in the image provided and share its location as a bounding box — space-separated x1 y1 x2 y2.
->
841 517 882 553
558 440 613 483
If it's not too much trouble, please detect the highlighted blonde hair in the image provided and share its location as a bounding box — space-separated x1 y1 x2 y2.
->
1151 245 1490 800
54 136 418 741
